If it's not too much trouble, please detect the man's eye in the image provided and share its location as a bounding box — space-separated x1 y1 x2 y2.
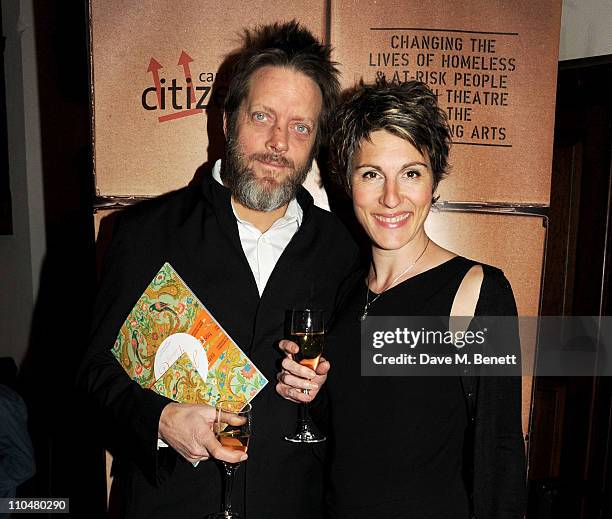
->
295 123 311 135
253 112 267 122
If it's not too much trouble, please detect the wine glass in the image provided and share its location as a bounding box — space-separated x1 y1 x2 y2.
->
208 400 252 519
284 309 326 443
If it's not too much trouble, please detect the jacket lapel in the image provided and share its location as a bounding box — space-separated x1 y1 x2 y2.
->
174 174 260 306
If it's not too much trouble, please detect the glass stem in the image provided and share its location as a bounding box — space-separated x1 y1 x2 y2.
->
300 391 310 425
222 462 237 516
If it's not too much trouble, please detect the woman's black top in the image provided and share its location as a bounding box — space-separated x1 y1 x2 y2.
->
324 256 526 518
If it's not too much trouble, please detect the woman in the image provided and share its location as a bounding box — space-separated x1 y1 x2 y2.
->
277 80 526 518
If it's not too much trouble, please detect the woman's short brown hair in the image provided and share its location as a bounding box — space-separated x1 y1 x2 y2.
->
330 80 451 195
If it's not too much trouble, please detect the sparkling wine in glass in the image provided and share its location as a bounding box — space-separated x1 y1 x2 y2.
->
207 400 252 519
284 309 326 443
292 331 325 371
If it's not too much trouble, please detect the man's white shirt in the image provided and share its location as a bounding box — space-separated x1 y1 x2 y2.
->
212 159 302 296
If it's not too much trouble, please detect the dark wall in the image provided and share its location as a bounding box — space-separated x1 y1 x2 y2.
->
16 1 105 516
529 56 612 519
0 6 12 235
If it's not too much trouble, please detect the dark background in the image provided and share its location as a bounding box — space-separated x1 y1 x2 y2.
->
3 1 105 517
0 4 12 235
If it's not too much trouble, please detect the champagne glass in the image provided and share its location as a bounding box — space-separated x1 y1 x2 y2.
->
208 400 252 519
284 309 326 443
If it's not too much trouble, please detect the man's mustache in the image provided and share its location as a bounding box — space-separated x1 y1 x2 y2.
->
250 153 294 169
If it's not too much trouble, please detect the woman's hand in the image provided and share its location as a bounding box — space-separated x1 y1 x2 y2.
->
275 339 330 403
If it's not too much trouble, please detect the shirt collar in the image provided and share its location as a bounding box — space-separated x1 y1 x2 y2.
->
211 159 303 228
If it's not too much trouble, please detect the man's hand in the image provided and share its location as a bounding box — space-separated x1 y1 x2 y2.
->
158 402 248 464
276 339 330 403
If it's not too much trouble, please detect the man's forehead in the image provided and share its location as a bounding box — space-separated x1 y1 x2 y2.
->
242 65 322 119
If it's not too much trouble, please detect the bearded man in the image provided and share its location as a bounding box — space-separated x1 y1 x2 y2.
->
79 21 358 519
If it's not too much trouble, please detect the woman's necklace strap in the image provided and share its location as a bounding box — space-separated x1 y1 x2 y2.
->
360 238 430 322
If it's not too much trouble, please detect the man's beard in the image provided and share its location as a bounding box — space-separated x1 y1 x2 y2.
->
223 134 313 212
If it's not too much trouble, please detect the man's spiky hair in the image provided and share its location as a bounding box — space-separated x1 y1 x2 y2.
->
224 20 340 150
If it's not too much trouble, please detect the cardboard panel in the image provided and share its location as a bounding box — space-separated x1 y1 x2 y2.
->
331 0 561 204
90 1 326 196
425 211 545 316
425 210 546 436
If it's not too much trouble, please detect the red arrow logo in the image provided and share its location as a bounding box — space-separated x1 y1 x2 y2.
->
178 50 196 104
147 57 163 108
146 52 204 123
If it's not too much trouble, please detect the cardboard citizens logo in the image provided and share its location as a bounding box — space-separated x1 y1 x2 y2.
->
141 50 225 123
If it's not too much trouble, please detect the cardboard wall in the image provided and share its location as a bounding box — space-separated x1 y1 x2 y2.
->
90 0 326 196
425 211 546 316
91 0 562 205
331 0 561 204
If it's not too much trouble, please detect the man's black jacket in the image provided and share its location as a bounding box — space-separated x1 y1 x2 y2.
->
79 174 359 519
